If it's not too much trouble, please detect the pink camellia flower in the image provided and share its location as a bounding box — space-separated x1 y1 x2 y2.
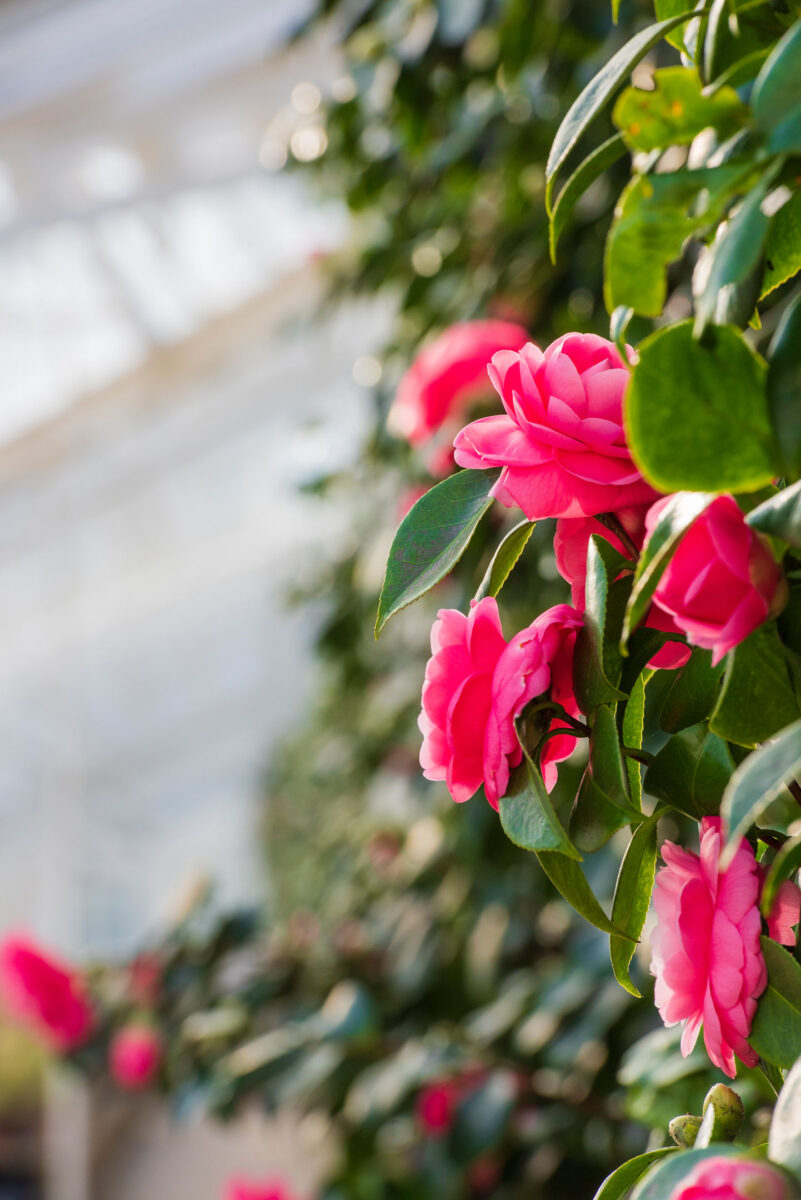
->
667 1155 792 1200
387 320 529 446
651 817 769 1078
419 598 583 808
453 333 658 519
224 1180 298 1200
109 1024 162 1090
0 934 93 1052
651 495 787 667
554 506 690 671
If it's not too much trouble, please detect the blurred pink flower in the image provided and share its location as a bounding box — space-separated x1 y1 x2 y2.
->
667 1155 792 1199
651 495 787 666
0 934 93 1052
554 506 690 670
417 1081 457 1135
453 333 658 519
419 598 582 807
388 320 529 445
109 1024 162 1090
651 818 767 1078
224 1180 299 1200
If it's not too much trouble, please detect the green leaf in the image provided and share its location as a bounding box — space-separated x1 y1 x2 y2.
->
769 1056 801 1181
550 133 627 261
593 1148 677 1200
499 761 581 859
748 481 801 548
693 180 772 338
375 469 497 635
612 67 746 152
590 704 630 806
535 851 634 940
753 17 801 154
654 0 695 51
761 831 801 919
625 322 776 493
473 519 534 602
761 190 801 300
623 673 646 805
605 165 755 316
721 716 801 857
704 0 781 89
610 811 660 997
644 724 734 819
571 766 642 854
749 937 801 1069
766 292 801 480
711 623 801 748
630 1145 743 1200
659 648 726 733
573 536 628 713
545 9 703 210
621 491 717 648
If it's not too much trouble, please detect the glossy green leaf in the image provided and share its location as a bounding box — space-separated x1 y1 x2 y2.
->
613 67 745 151
621 491 717 648
375 469 497 635
474 519 534 602
711 623 801 747
550 133 627 261
749 937 801 1068
605 165 754 316
625 322 776 494
590 705 630 806
571 767 642 854
693 181 772 337
545 9 702 210
753 17 801 154
644 724 734 819
573 537 629 712
593 1148 677 1200
761 832 801 918
659 648 726 733
535 851 635 940
721 717 801 858
748 480 801 548
623 673 646 804
769 1056 801 1181
610 811 660 997
499 761 581 859
766 293 801 480
630 1146 743 1200
762 190 801 300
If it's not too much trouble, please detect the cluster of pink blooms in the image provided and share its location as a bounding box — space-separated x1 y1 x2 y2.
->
395 323 796 1078
0 933 162 1090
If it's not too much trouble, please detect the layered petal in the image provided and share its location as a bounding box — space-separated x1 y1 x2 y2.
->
453 333 659 520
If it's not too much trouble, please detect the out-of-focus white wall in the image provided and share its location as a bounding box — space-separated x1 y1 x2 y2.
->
0 0 392 959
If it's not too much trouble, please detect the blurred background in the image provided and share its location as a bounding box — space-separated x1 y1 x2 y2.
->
0 1 773 1198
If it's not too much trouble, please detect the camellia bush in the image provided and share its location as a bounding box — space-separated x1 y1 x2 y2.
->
369 0 801 1195
2 3 801 1199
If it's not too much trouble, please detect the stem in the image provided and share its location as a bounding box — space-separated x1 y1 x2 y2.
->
596 512 639 560
622 747 654 766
